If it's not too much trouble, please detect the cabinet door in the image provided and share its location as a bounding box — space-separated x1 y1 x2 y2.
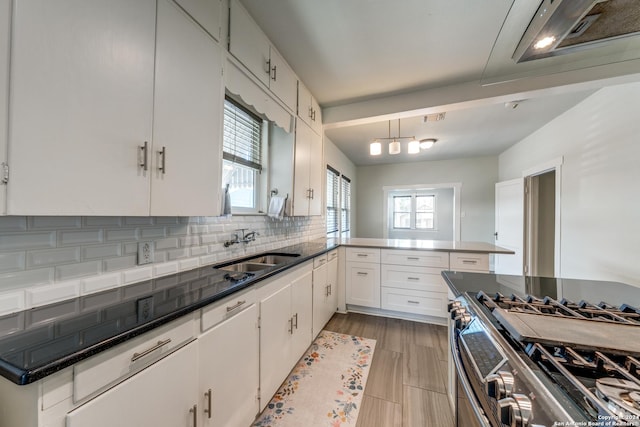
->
326 257 339 322
291 269 313 364
268 47 298 112
307 129 323 215
229 0 270 86
67 342 198 427
297 81 313 127
174 0 222 41
259 283 292 410
346 262 381 308
199 304 259 427
151 0 223 216
310 96 322 134
292 119 312 216
312 263 328 338
8 0 156 215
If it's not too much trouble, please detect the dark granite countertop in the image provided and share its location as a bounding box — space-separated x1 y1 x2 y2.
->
442 271 640 309
0 241 337 385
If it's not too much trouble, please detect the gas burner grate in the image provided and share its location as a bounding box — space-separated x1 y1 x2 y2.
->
476 291 640 325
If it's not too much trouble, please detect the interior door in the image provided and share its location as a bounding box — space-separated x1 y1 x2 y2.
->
494 178 524 275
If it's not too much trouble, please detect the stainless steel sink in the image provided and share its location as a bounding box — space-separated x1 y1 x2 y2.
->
216 252 300 273
218 262 276 272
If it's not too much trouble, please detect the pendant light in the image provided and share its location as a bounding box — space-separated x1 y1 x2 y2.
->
370 141 382 155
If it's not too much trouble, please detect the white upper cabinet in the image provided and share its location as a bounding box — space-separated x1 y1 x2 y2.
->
174 0 223 41
228 0 298 112
297 80 322 135
8 0 157 215
293 119 323 216
151 0 223 216
0 0 9 214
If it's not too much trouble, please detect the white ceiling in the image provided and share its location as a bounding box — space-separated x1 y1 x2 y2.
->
238 0 640 166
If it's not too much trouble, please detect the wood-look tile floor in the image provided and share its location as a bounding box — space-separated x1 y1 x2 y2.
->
325 312 454 427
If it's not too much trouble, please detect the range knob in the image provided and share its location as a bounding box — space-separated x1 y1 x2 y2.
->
454 312 472 329
498 394 532 427
447 300 462 312
486 371 515 399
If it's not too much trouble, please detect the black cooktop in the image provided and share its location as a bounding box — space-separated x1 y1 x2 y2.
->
0 242 335 385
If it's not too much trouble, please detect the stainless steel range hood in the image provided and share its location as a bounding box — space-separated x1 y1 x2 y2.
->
513 0 640 63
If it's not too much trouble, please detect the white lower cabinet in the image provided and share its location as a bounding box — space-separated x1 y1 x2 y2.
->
199 303 259 427
312 250 339 337
67 341 198 427
258 263 313 411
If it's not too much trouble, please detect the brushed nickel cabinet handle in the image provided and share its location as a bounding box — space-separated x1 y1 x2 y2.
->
226 300 246 312
407 257 419 261
462 260 478 264
288 317 293 334
356 253 368 257
204 389 212 419
356 271 368 276
140 141 148 171
407 277 420 281
407 300 420 305
159 146 166 174
131 338 171 362
271 65 277 81
190 404 198 426
293 313 298 329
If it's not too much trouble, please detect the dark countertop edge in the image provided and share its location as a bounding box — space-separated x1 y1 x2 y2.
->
6 242 339 386
441 270 462 296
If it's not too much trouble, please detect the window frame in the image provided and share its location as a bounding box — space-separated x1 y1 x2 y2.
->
390 192 437 231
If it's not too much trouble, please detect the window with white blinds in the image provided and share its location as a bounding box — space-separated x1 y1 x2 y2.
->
326 166 339 235
341 175 351 236
222 97 263 210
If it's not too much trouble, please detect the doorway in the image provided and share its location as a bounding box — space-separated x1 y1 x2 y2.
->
525 170 556 277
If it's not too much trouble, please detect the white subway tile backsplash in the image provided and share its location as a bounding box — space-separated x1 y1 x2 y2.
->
55 261 101 281
0 214 325 311
153 261 179 277
27 248 81 268
123 266 153 284
27 282 80 307
0 268 54 290
59 230 103 246
0 232 56 251
82 244 122 260
105 228 139 242
81 273 121 295
30 217 81 229
0 217 27 231
0 292 26 316
0 252 25 273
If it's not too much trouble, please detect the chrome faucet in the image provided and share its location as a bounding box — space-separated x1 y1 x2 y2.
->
223 229 259 247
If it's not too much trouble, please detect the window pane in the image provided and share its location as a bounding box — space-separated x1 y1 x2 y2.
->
341 176 351 234
327 167 339 234
416 195 434 211
223 98 262 170
394 212 411 229
394 196 411 212
223 160 256 209
416 213 434 229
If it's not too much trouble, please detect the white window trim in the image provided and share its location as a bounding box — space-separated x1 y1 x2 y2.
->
382 183 462 241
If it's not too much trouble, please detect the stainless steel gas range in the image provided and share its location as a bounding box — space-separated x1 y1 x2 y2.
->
443 271 640 427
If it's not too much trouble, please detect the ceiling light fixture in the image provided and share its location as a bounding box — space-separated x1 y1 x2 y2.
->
419 138 437 149
371 119 417 156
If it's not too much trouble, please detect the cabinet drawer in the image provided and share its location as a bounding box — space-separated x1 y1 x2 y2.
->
380 265 447 293
381 249 449 268
201 287 256 332
73 315 196 402
449 253 490 272
313 253 328 269
327 249 338 262
381 287 447 317
346 247 380 263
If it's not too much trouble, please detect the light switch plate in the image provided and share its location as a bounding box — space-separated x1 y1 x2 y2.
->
137 241 154 265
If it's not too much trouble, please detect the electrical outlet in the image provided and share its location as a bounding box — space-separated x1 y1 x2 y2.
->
137 241 154 265
137 296 154 323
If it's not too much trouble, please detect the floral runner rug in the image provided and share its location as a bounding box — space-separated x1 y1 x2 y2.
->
253 330 376 427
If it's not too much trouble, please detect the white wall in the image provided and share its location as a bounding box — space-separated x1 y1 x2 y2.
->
499 81 640 285
324 137 357 234
356 156 498 241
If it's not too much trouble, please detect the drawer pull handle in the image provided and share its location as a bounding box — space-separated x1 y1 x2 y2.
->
462 260 478 264
288 317 293 334
407 277 420 281
357 272 368 276
204 389 212 419
293 313 298 329
190 404 198 427
131 338 172 362
317 259 326 265
356 253 368 257
226 300 247 312
407 300 420 305
407 257 419 261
